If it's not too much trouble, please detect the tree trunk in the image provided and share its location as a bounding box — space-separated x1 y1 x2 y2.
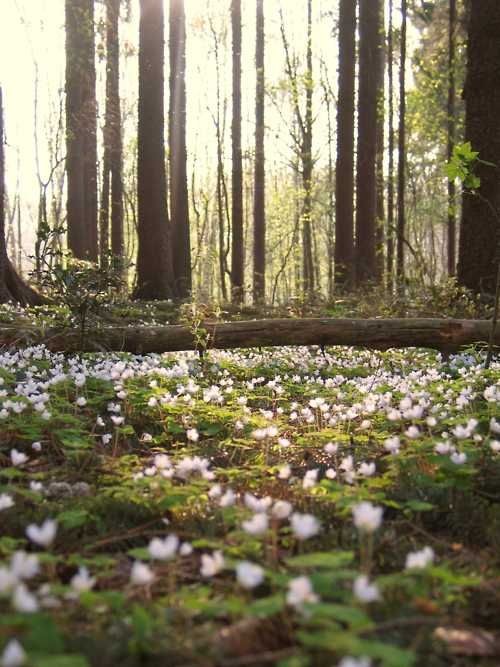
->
210 19 229 302
334 0 356 289
99 149 110 267
321 64 334 300
302 0 314 299
253 0 266 305
355 0 381 285
107 0 124 273
4 318 498 355
65 0 98 262
230 0 244 304
375 1 385 282
458 0 500 294
135 0 175 300
386 0 395 290
169 0 191 299
396 0 407 288
0 88 43 306
447 0 456 277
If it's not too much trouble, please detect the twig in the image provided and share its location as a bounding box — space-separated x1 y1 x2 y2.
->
485 261 500 369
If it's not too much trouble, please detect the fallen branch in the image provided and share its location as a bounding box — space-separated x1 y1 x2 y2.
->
0 318 499 354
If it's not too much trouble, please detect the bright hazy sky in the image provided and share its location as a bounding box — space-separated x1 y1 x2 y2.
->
0 0 408 254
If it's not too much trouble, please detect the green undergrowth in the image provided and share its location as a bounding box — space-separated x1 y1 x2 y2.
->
0 337 499 666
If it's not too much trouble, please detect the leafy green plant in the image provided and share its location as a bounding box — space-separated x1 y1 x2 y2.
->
33 255 125 348
445 141 484 190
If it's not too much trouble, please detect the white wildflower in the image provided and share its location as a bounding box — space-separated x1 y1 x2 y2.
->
12 584 39 613
0 494 14 511
290 512 320 540
353 575 380 603
130 561 155 586
450 451 467 465
219 489 236 507
148 535 179 561
1 639 26 667
405 546 435 570
352 502 383 534
278 464 292 480
10 450 28 467
358 462 376 477
200 551 225 577
236 561 264 589
186 428 199 442
302 469 319 490
242 513 268 536
10 552 39 580
286 576 318 609
70 567 96 593
26 519 57 548
272 500 293 520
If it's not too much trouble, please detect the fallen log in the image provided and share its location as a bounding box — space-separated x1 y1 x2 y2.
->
0 318 499 354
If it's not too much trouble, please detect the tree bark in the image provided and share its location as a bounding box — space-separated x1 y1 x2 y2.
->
253 0 266 305
447 0 456 277
135 0 175 300
386 0 395 290
355 0 381 285
107 0 124 272
302 0 314 299
3 318 498 354
334 0 356 289
169 0 192 299
230 0 244 304
396 0 407 287
375 1 385 282
65 0 98 261
458 0 500 294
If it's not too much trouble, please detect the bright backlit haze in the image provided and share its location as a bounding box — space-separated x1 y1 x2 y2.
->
0 0 411 261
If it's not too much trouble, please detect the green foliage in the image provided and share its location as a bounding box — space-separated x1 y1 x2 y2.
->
0 317 498 665
445 141 481 190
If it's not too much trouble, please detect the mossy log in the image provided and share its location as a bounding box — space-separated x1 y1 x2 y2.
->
0 318 499 354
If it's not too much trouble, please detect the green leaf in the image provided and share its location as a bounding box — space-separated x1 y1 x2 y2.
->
247 594 285 618
57 509 93 530
34 655 90 667
131 604 153 642
308 603 373 630
404 500 435 512
286 551 354 570
298 631 415 667
24 614 65 653
54 429 92 450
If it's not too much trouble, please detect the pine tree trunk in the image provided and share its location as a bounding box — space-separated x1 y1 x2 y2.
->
302 0 314 299
99 150 110 267
458 0 500 294
169 0 191 299
396 0 407 288
322 67 334 300
334 0 356 289
253 0 266 305
65 0 98 262
135 0 175 300
447 0 456 277
106 0 124 273
355 0 381 285
375 1 385 282
386 0 395 290
230 0 244 304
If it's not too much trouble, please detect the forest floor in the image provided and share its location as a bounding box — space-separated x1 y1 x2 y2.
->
0 298 500 667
